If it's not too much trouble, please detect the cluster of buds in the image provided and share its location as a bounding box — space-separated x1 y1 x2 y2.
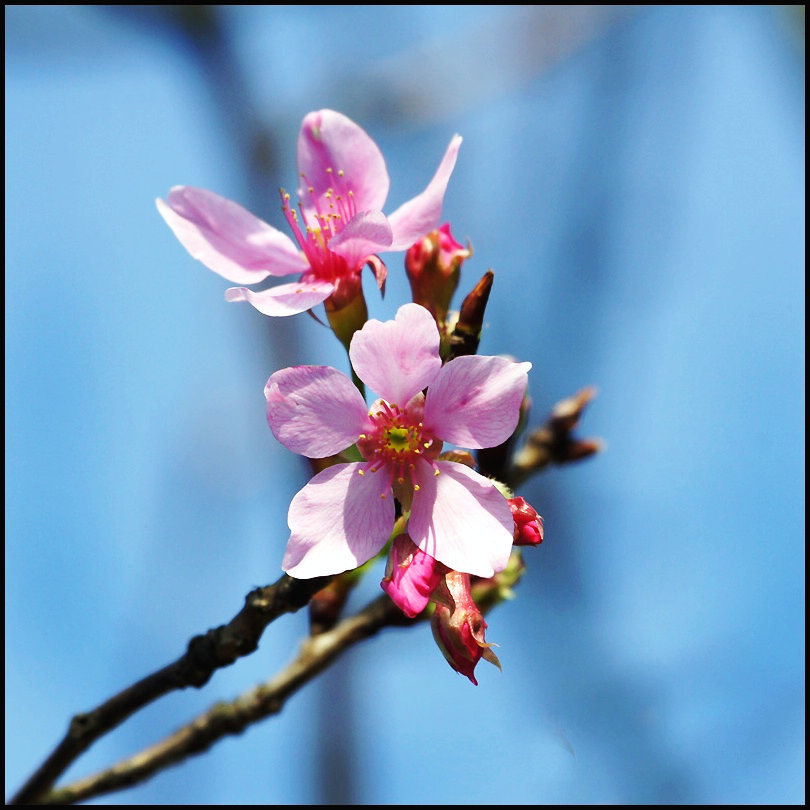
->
379 495 542 684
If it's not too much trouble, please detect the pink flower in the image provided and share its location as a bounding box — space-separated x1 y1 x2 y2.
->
156 109 462 319
265 303 531 579
381 533 446 618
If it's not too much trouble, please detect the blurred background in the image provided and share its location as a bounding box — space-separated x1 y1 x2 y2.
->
5 5 805 804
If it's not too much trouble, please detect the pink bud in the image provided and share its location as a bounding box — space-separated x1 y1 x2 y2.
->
405 223 471 327
430 571 501 685
380 534 444 618
508 496 545 546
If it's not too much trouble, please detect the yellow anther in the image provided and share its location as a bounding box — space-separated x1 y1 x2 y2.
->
358 433 366 439
338 169 345 177
380 493 386 499
434 469 440 476
414 484 421 491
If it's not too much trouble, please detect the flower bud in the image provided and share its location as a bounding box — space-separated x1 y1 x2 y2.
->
508 496 545 546
430 571 501 685
446 269 494 361
405 223 470 328
381 534 445 618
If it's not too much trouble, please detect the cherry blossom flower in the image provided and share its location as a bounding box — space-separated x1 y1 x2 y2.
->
156 110 462 325
265 303 531 579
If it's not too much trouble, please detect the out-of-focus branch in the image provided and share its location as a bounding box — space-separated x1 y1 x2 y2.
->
36 555 526 805
509 386 603 486
8 573 333 806
39 593 415 805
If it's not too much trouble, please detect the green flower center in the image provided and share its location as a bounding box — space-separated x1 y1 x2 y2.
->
384 425 416 453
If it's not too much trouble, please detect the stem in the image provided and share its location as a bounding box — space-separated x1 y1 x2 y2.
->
8 573 332 806
40 594 414 805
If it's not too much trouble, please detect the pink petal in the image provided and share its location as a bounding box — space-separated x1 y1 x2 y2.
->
156 187 308 284
265 365 369 457
424 355 532 449
408 461 514 578
349 303 441 405
297 109 390 215
225 279 334 317
283 462 395 578
327 209 393 270
386 135 462 251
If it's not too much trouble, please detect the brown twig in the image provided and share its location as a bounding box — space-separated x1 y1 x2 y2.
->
507 386 602 486
8 573 333 805
38 593 414 805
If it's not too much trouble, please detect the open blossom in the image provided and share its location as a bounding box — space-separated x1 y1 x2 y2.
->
156 109 462 323
265 303 531 579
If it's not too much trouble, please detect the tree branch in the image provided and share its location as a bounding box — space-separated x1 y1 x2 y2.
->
479 386 602 486
39 593 413 805
8 573 333 805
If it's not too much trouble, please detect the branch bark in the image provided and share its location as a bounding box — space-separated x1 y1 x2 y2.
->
39 593 413 805
9 573 332 805
9 386 599 805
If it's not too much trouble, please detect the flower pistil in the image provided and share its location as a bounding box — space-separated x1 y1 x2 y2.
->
356 397 442 507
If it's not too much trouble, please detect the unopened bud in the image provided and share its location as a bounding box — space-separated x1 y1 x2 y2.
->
508 496 545 546
446 270 494 361
405 223 470 328
381 534 445 618
430 571 501 685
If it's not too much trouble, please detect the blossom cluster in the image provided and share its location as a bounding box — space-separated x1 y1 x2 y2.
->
158 109 545 685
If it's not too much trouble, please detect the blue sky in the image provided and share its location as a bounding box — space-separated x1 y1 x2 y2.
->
6 5 805 804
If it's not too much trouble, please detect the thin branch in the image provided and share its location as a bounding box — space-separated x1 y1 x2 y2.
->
40 594 414 805
8 573 333 806
479 386 602 487
509 386 602 485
